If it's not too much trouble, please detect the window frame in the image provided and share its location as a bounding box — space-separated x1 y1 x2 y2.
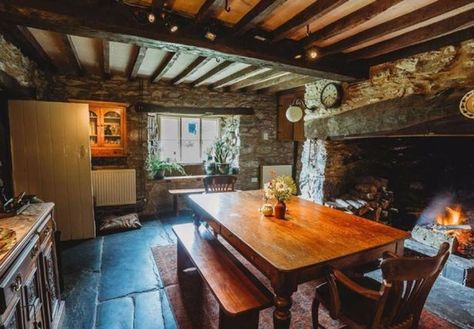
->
159 115 221 164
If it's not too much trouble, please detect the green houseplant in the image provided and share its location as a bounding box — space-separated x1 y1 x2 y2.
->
146 156 186 179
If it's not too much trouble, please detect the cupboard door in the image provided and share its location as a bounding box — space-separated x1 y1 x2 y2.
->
1 299 23 329
89 109 99 147
22 265 43 329
39 243 60 329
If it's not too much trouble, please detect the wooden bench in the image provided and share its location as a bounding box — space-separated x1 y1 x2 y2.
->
168 188 205 216
172 223 273 329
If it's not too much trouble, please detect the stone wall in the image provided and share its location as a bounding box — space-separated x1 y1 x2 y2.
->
46 75 294 214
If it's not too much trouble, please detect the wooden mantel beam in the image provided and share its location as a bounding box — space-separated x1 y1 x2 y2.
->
0 0 362 81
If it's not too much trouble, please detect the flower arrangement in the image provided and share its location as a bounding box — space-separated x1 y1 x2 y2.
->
264 175 297 202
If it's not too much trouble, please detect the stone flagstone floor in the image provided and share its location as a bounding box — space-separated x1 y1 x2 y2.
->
60 214 473 329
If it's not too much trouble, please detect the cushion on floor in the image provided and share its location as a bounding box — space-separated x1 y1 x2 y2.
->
98 213 142 233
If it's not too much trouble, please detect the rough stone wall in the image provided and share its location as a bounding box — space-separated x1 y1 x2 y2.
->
46 75 294 213
0 35 49 98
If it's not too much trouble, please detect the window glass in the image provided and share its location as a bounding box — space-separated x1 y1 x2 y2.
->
160 117 180 161
201 119 220 160
181 118 200 163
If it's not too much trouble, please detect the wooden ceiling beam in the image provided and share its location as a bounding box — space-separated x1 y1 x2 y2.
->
234 0 287 36
134 102 255 115
323 0 474 56
0 0 361 81
61 34 83 75
102 40 111 79
191 60 232 87
129 46 147 80
261 76 316 94
302 0 404 48
366 27 474 66
0 22 55 71
211 66 265 89
229 70 288 91
271 0 350 42
349 9 474 60
196 0 225 24
150 51 179 82
171 56 209 85
246 72 297 91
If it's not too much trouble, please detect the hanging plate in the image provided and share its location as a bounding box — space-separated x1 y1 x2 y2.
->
460 90 474 119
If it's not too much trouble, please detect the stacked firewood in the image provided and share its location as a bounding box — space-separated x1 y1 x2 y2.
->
325 176 398 223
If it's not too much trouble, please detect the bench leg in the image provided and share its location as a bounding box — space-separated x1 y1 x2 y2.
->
177 241 193 280
173 195 179 217
218 309 259 329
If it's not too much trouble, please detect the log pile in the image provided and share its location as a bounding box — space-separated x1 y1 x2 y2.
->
325 176 398 223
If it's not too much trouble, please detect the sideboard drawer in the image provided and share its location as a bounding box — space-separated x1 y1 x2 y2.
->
0 234 40 314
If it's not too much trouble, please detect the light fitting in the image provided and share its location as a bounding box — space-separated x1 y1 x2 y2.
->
254 35 267 41
286 98 314 123
294 54 302 60
147 12 156 23
307 48 319 60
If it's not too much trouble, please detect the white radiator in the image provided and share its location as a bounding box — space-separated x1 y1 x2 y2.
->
91 169 136 206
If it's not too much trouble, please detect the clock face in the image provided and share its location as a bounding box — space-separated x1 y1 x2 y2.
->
460 90 474 119
321 83 342 108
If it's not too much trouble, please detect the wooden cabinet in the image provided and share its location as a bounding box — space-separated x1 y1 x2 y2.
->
89 104 127 157
277 90 305 142
0 204 64 329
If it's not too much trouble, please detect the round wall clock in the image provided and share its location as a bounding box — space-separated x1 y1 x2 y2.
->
320 83 343 108
460 89 474 119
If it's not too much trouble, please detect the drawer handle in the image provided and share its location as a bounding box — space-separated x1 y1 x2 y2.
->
11 276 22 292
31 244 40 257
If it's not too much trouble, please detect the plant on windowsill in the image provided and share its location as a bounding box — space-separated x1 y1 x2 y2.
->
146 155 186 180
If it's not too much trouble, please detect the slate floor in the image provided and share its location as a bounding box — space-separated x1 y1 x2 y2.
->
60 214 474 329
61 214 191 329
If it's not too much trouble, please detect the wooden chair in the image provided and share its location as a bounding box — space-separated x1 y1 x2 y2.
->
203 175 237 193
312 242 450 329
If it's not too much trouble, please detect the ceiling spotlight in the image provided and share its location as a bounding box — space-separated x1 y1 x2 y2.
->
294 54 303 60
307 48 319 60
147 12 156 23
161 12 179 33
254 35 267 41
205 30 217 41
168 23 179 33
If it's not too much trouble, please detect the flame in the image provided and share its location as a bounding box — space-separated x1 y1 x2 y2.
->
436 204 466 225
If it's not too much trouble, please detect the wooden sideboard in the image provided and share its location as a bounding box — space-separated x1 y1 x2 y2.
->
0 203 64 329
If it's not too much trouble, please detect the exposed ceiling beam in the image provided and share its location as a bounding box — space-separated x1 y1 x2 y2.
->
171 56 209 85
234 0 287 36
271 0 350 42
195 0 225 24
366 27 474 66
191 60 232 87
302 0 404 48
103 40 110 79
150 52 180 82
261 76 316 94
246 72 297 91
0 0 361 81
15 25 56 71
0 22 55 71
211 66 265 89
323 0 474 56
129 46 147 80
61 34 83 75
229 70 288 91
349 9 474 60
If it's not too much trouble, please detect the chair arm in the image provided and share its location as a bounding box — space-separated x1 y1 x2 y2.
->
331 268 382 301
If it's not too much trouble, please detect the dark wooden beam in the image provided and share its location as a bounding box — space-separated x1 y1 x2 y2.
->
261 75 316 94
134 102 255 115
302 0 404 48
171 56 209 85
17 26 56 71
0 0 361 81
129 46 147 80
349 9 474 60
322 0 474 56
271 0 350 42
0 70 35 98
211 66 265 89
229 70 288 91
191 60 232 87
246 72 298 91
61 34 83 75
196 0 224 24
0 23 55 71
234 0 287 35
150 52 179 82
366 27 474 66
102 40 110 78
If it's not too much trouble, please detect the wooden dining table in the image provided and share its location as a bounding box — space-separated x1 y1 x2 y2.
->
188 190 410 329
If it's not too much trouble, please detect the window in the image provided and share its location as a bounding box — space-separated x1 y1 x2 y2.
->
159 116 220 164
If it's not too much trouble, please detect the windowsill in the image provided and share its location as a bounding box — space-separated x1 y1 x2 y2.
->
163 175 207 181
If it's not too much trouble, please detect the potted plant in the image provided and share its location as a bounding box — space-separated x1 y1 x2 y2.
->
212 139 232 174
146 155 186 180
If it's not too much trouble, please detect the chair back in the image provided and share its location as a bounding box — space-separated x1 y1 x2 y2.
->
379 242 450 328
203 175 237 193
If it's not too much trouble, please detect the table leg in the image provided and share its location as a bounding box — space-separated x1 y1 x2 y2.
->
272 277 297 329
